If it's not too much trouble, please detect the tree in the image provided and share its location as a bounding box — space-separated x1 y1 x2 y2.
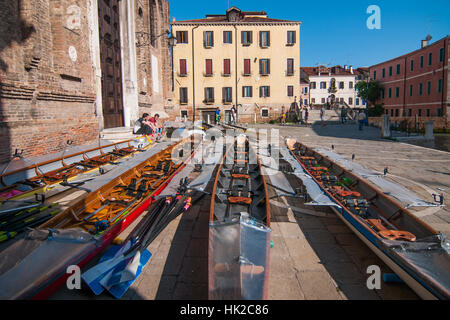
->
355 80 381 106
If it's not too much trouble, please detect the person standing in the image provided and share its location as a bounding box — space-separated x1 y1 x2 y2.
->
304 107 309 126
231 105 237 125
358 111 366 131
215 109 221 124
320 106 326 127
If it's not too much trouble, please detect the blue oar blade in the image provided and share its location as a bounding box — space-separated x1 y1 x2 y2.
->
81 243 132 295
106 249 152 299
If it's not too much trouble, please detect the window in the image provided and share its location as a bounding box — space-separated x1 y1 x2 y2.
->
242 86 252 97
259 59 270 75
223 59 231 76
419 83 423 96
373 70 376 80
320 82 327 89
176 31 188 44
409 84 413 96
388 88 392 98
179 59 187 76
426 109 431 117
204 31 214 47
420 56 424 68
243 59 251 75
261 109 269 117
181 110 188 118
260 86 270 97
410 60 414 72
241 31 252 45
395 87 400 98
260 31 270 47
304 99 308 105
222 87 232 103
349 81 353 89
339 82 344 89
390 109 393 117
440 48 445 62
389 66 393 76
418 109 422 117
287 85 294 97
381 88 385 99
179 87 188 104
287 31 296 45
310 82 316 89
356 98 360 105
286 58 294 76
321 98 326 104
223 31 232 44
204 87 214 103
396 64 400 75
428 52 433 66
408 109 412 117
303 87 308 94
427 81 431 95
348 97 353 105
395 109 399 117
438 79 443 93
382 68 385 78
205 59 213 76
311 98 316 103
437 109 442 117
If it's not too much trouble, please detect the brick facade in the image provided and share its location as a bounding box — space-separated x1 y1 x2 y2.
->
0 0 172 163
369 36 449 129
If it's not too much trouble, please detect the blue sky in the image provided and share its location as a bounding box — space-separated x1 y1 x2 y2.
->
169 0 450 67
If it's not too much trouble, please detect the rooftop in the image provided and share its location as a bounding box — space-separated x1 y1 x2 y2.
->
301 66 366 77
172 7 301 25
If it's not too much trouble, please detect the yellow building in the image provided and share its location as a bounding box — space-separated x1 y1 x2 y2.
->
171 7 301 123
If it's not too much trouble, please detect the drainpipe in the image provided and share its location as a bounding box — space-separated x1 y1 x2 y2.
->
403 54 407 118
234 25 238 123
192 25 199 123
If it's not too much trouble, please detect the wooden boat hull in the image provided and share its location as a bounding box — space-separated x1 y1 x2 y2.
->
287 139 450 300
209 134 271 300
0 136 198 299
0 139 151 202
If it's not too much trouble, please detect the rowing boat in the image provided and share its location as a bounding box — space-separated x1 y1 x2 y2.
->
209 134 271 300
286 138 450 300
0 135 199 299
0 138 155 202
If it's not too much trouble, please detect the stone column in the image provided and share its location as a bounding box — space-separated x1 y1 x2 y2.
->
382 114 391 138
425 121 434 139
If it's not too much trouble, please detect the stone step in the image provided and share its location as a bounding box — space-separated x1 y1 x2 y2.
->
101 127 134 141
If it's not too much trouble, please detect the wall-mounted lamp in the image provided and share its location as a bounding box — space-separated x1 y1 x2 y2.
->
135 29 177 48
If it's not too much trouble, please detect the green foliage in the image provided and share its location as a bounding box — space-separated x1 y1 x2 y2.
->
355 80 381 106
368 104 384 117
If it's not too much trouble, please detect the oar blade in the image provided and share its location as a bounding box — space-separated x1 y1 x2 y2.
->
106 249 152 299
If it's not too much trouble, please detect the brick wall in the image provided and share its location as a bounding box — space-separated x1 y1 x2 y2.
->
0 0 98 163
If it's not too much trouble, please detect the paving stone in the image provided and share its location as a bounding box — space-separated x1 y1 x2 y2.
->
296 271 344 300
268 274 305 300
172 282 209 300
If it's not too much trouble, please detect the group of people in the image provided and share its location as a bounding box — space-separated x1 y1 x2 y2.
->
215 105 237 124
133 113 162 136
281 106 310 126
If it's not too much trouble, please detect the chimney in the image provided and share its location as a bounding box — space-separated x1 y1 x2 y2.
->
344 65 348 70
350 66 353 74
172 17 176 23
422 35 432 48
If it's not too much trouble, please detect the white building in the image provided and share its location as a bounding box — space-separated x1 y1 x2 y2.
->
302 65 367 109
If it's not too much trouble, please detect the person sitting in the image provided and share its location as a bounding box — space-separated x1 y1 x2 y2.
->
148 113 162 134
133 113 153 135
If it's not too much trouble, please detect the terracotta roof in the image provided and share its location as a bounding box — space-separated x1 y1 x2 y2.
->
172 8 300 24
301 66 362 77
173 16 300 24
